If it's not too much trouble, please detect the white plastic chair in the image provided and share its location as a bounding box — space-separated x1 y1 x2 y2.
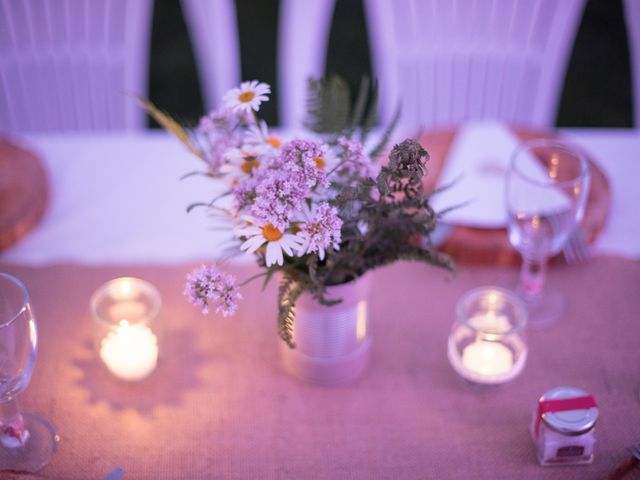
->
363 0 587 133
277 0 337 128
0 0 154 132
624 0 640 128
180 0 241 113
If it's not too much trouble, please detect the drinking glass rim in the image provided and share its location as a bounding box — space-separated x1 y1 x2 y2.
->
510 139 590 188
456 286 527 335
90 276 161 327
0 272 29 328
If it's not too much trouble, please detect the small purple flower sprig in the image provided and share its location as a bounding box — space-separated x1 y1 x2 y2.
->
184 265 241 317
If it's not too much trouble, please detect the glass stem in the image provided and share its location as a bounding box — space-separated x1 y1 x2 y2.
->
0 398 28 447
519 256 547 299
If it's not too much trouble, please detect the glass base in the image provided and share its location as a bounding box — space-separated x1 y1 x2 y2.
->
0 413 58 473
518 287 565 329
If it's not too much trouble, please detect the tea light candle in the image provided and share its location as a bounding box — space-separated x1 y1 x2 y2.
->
461 340 514 377
90 277 161 381
100 320 158 381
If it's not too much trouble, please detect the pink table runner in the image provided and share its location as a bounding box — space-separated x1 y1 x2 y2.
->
1 257 639 479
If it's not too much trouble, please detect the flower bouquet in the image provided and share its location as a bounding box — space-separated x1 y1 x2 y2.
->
141 77 453 382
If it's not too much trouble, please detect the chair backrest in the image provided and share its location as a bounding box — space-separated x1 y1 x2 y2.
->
277 0 336 128
180 0 241 113
624 0 640 128
0 0 154 132
364 0 587 133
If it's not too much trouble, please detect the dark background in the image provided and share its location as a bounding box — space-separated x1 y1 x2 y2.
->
148 0 634 128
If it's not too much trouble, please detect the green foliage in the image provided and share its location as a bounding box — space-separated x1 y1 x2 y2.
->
304 75 352 136
330 139 454 281
277 276 303 348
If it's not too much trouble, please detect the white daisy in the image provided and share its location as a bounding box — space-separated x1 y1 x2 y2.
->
312 146 339 175
306 147 339 202
245 120 282 149
221 145 264 178
223 81 271 113
235 220 305 266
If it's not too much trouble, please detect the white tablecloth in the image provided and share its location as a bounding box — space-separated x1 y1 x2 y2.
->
2 128 639 265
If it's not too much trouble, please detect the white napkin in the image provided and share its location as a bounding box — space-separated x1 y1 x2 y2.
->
430 121 520 228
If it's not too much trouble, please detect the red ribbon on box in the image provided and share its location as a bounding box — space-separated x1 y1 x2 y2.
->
535 395 597 437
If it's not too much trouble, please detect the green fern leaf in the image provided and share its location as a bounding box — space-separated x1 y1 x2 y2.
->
304 76 351 134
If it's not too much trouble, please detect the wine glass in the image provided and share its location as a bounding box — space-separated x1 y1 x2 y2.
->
0 273 58 472
505 139 590 328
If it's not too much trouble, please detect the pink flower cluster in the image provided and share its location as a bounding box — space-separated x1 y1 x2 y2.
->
251 168 310 231
184 265 242 317
279 139 328 190
231 139 329 231
300 202 343 260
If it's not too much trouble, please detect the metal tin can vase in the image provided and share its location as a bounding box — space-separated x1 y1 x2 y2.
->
280 275 372 385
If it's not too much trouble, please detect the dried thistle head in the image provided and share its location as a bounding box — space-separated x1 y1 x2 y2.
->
387 139 429 176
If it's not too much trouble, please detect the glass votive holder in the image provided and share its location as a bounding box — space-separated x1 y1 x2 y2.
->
447 286 528 387
90 277 161 381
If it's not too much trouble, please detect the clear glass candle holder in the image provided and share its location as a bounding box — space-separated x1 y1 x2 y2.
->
448 286 528 387
90 277 161 382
